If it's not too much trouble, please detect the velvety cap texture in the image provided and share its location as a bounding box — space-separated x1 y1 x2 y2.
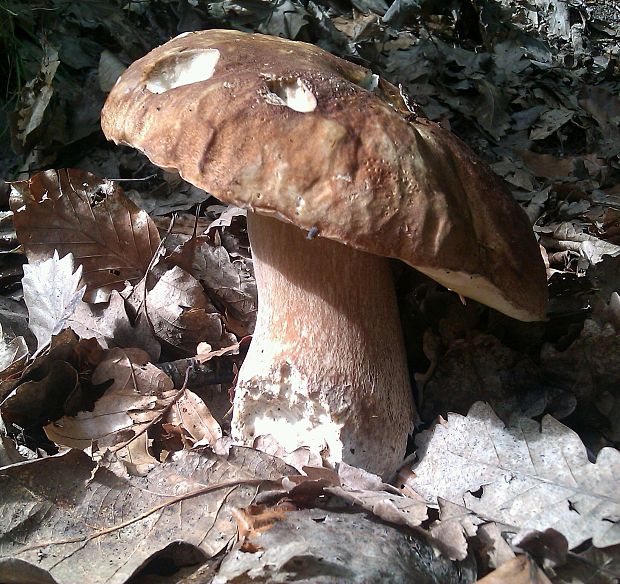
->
101 29 547 321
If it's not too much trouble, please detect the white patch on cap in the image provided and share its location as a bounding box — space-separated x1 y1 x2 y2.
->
145 49 220 94
264 78 317 113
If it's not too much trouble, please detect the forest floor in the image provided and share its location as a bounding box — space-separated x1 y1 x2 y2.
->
1 0 620 582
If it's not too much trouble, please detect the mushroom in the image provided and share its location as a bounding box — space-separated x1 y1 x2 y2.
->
101 30 547 476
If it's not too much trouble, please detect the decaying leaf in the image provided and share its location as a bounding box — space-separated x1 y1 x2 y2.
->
429 499 486 561
285 462 429 531
9 42 60 153
0 447 292 584
44 348 173 464
67 290 161 361
171 235 257 337
21 251 85 353
475 555 551 584
0 323 27 377
406 402 620 550
0 329 104 429
146 265 228 352
10 169 160 302
162 386 223 448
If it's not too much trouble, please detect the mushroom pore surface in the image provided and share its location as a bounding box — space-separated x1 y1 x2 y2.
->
232 213 414 476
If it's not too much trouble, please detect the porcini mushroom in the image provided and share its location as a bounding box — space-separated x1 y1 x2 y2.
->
101 29 547 476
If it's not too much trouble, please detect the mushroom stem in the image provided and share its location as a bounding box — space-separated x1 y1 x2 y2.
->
232 212 415 476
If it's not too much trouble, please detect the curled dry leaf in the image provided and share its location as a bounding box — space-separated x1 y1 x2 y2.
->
0 322 27 377
10 169 160 303
67 290 161 361
252 436 324 471
44 347 174 471
477 523 518 571
21 251 85 353
0 330 104 428
536 222 620 267
163 387 222 447
171 235 257 337
405 402 620 550
429 499 486 561
196 341 240 363
9 43 59 152
205 205 247 235
284 462 429 531
146 265 228 352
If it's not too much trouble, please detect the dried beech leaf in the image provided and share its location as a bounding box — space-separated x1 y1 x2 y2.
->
146 265 225 352
67 290 160 360
22 251 85 353
9 43 59 152
45 348 173 471
0 323 28 377
10 169 160 303
475 555 551 584
477 523 517 570
406 402 620 549
172 235 257 337
326 484 429 530
286 463 429 530
163 388 222 447
0 447 291 584
429 499 486 561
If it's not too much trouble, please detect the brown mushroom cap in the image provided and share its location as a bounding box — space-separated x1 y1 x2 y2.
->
101 29 547 321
